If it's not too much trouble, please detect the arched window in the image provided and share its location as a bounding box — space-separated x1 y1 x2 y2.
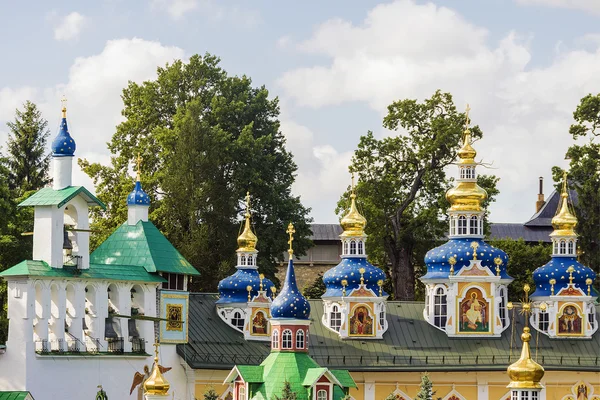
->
559 240 566 255
498 288 507 328
588 304 596 328
272 329 279 349
379 310 385 328
553 241 558 254
343 241 348 255
317 389 328 400
470 216 479 235
450 217 456 236
458 216 467 235
460 167 466 179
240 255 246 266
296 329 305 349
232 311 244 331
567 241 574 255
538 309 549 333
425 290 430 317
357 240 364 255
479 216 483 233
433 287 447 329
282 329 292 349
238 385 246 400
247 255 253 265
330 305 341 332
350 240 357 255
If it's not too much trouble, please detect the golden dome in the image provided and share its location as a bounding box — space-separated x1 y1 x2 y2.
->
507 327 545 389
237 192 258 252
144 344 170 395
457 129 477 163
551 173 577 237
340 175 367 237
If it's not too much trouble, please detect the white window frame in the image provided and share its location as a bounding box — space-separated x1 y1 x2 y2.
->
282 329 292 349
272 329 279 349
470 215 479 235
296 329 305 349
317 389 328 400
433 286 447 329
238 384 246 400
330 305 341 332
458 216 467 235
232 311 244 331
357 240 364 255
350 240 357 255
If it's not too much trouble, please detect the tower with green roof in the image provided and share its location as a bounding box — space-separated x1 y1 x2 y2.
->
224 223 356 400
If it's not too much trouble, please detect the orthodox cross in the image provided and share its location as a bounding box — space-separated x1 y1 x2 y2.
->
245 191 251 217
61 96 67 117
153 341 160 359
351 172 356 193
507 284 547 359
465 103 471 130
286 223 295 255
136 153 143 181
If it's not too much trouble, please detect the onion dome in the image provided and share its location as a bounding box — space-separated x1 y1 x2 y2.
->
507 327 545 389
340 191 367 237
51 103 76 157
216 269 274 304
271 223 311 320
423 238 510 280
144 342 170 395
445 130 487 212
127 155 150 206
550 174 577 237
532 258 596 297
323 258 387 297
237 192 258 252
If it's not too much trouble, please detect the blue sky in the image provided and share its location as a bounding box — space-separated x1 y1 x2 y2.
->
1 0 599 224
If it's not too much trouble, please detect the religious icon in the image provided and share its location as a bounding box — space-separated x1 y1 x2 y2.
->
252 311 268 335
166 303 183 331
349 305 373 335
459 288 489 332
558 305 582 335
577 384 588 400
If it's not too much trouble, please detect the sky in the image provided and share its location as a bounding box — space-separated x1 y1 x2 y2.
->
0 0 599 224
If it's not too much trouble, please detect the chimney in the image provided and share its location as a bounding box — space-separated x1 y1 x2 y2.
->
536 177 545 212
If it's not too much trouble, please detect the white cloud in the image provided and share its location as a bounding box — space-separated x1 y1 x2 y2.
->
515 0 600 14
150 0 260 25
53 11 87 42
278 0 600 223
152 0 198 19
0 38 185 192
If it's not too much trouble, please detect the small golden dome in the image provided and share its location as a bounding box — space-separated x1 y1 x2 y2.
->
551 173 577 237
457 130 477 163
340 193 367 237
144 345 170 395
507 327 545 389
237 192 258 252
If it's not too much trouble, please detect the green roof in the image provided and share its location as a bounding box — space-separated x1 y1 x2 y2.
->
0 260 165 283
0 392 33 400
19 186 105 209
330 370 357 388
91 221 199 276
235 365 264 383
302 367 329 386
178 294 600 372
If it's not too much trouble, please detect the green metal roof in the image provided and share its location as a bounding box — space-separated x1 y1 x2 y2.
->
302 367 329 386
177 294 600 372
235 365 264 383
0 260 165 283
19 186 105 209
90 221 199 276
330 370 357 388
0 392 33 400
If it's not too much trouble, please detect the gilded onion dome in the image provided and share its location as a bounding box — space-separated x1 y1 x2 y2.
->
340 192 367 237
144 343 170 395
507 327 545 389
237 192 258 252
445 129 488 212
550 173 577 237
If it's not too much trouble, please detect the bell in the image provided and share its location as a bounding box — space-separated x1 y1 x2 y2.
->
128 319 140 339
104 317 118 339
82 317 89 331
63 228 73 250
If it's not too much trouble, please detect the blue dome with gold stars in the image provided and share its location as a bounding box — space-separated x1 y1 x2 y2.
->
217 268 274 304
323 257 387 297
127 181 151 206
532 257 597 297
51 114 76 157
423 238 510 280
271 259 310 320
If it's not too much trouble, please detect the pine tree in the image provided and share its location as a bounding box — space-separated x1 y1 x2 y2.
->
203 386 219 400
272 381 297 400
415 373 436 400
5 100 51 194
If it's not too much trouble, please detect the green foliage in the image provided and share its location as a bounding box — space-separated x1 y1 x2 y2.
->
339 90 498 300
5 101 51 194
415 373 436 400
272 381 297 400
489 238 552 300
203 386 219 400
302 274 326 299
79 54 312 290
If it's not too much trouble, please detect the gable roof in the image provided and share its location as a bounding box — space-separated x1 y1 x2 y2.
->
19 186 105 209
489 223 552 243
0 260 165 283
90 221 199 276
0 392 34 400
178 294 600 372
525 188 578 227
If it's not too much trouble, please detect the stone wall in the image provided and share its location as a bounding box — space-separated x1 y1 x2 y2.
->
276 263 334 292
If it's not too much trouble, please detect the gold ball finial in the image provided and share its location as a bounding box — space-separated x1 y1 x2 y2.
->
523 284 530 294
247 285 253 301
539 302 547 312
259 274 264 291
586 278 593 295
448 256 457 276
377 279 384 296
341 279 348 296
549 278 556 295
567 266 575 285
270 286 276 299
470 241 479 260
494 256 503 276
359 267 366 284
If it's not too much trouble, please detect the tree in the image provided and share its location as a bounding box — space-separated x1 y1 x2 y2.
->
489 238 552 301
272 381 297 400
339 91 498 300
79 54 312 290
302 274 326 299
552 93 600 273
5 101 51 194
415 373 436 400
203 386 219 400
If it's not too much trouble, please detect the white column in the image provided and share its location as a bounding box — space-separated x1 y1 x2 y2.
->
52 156 73 190
116 284 132 352
33 206 64 268
477 381 488 400
128 205 149 225
364 381 375 400
95 281 109 351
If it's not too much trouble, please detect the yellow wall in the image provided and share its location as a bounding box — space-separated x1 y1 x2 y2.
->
193 369 600 400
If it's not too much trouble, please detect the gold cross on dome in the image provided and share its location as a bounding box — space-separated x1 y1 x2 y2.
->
286 223 295 255
465 103 471 130
351 172 356 193
61 96 67 117
245 191 251 217
135 153 143 181
153 340 160 359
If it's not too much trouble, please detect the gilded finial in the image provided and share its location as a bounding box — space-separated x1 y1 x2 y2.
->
340 173 367 237
245 191 251 218
61 96 67 118
465 103 471 132
341 279 348 296
270 286 276 299
247 285 253 301
567 266 575 285
377 279 383 296
586 278 593 295
237 191 258 252
551 172 577 236
470 241 479 260
286 223 295 255
448 256 457 276
359 267 366 284
144 340 170 395
259 274 264 291
549 278 556 296
494 256 503 276
135 153 143 182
